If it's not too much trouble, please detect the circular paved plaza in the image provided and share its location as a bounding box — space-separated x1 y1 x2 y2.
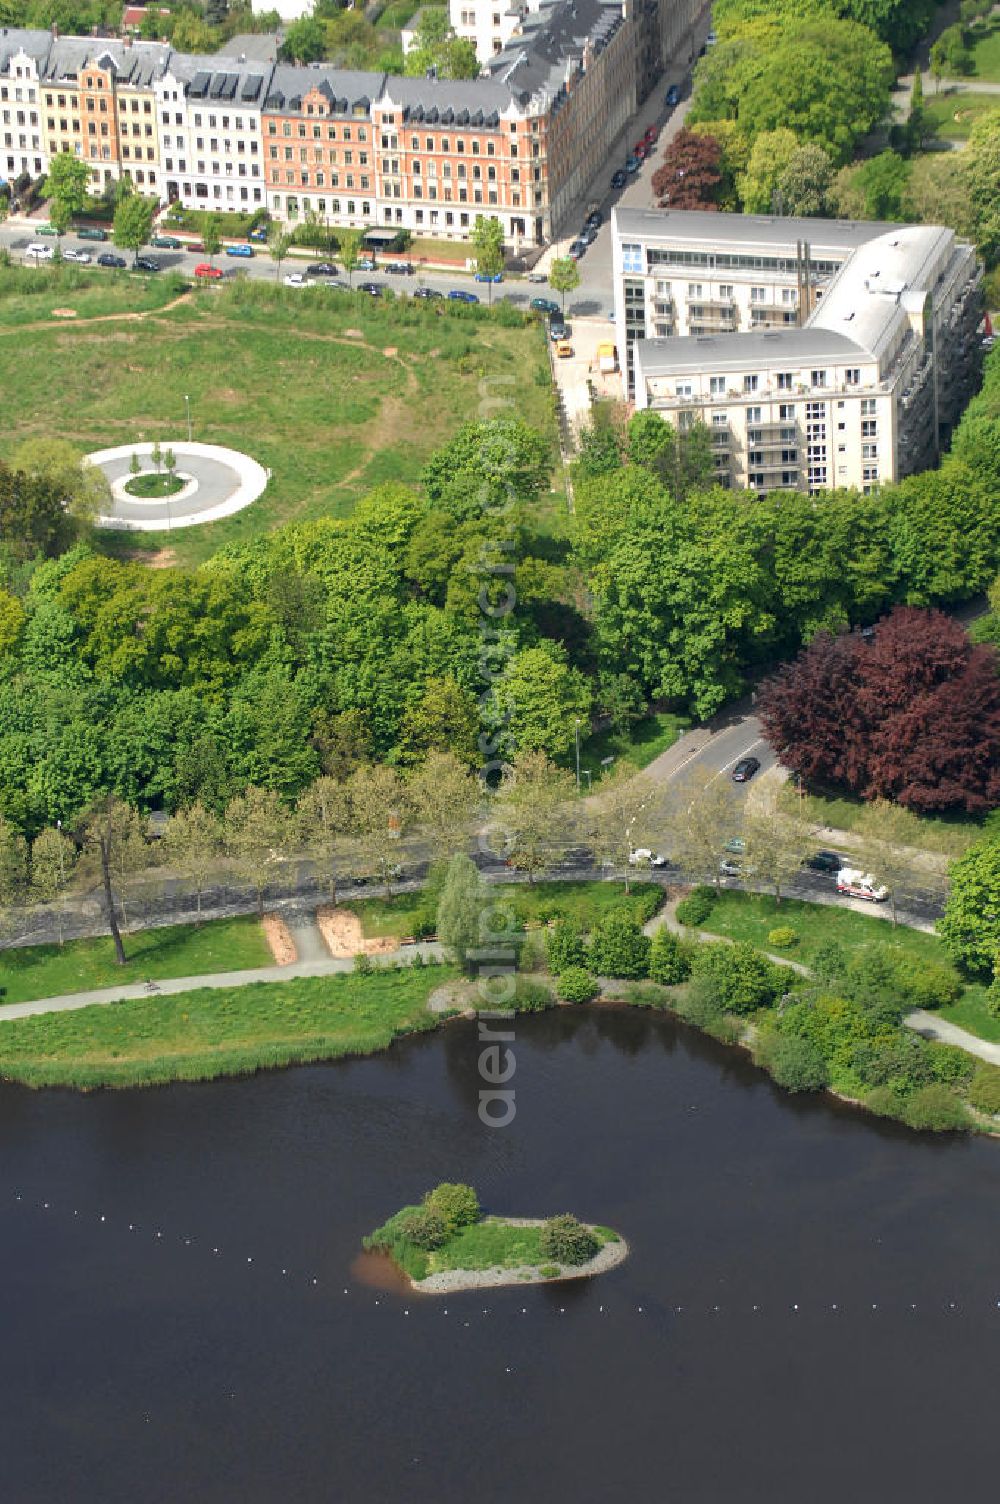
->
88 442 269 531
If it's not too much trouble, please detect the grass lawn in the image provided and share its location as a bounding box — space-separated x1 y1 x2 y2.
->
346 879 663 940
696 889 948 969
0 264 189 327
0 964 453 1088
574 711 691 781
966 17 1000 82
780 783 983 858
938 986 1000 1042
0 916 270 1006
124 471 185 497
429 1218 545 1272
0 272 558 569
923 91 1000 140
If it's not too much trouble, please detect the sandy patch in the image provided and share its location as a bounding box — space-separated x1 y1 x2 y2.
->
51 307 78 319
427 979 475 1014
316 904 398 959
262 912 297 966
120 547 178 568
344 328 364 338
382 345 398 357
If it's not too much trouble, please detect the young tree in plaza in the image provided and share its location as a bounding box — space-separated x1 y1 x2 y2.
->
436 853 484 971
29 825 76 947
76 797 147 964
668 766 740 889
346 764 409 892
586 766 666 893
741 789 812 905
548 255 580 311
268 227 292 282
471 214 504 303
408 750 481 865
46 153 90 226
0 813 28 939
338 228 361 286
201 216 222 267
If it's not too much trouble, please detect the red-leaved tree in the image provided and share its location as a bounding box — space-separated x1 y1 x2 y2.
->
758 606 1000 814
650 130 722 211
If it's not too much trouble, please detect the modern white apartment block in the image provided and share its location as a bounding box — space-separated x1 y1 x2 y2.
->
612 208 983 494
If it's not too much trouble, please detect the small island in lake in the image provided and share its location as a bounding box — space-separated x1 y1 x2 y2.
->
362 1182 628 1293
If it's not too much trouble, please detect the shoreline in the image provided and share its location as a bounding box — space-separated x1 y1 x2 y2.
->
410 1219 630 1294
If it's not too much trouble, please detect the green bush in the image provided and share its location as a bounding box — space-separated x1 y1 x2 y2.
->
588 908 651 978
555 966 600 1003
690 941 786 1015
865 1085 905 1119
670 974 727 1030
757 1030 830 1093
901 1085 969 1133
538 1214 599 1266
648 927 691 985
424 1182 480 1232
397 1205 449 1249
927 1041 974 1087
767 926 798 949
675 885 716 927
811 939 849 986
895 957 962 1010
545 917 587 974
967 1063 1000 1114
512 977 554 1013
353 952 374 976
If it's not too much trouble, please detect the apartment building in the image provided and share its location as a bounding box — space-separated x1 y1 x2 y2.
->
40 37 169 192
157 51 270 213
444 0 535 63
0 28 50 183
262 66 379 229
615 211 982 495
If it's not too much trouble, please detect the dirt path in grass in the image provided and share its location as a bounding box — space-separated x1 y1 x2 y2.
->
0 289 196 336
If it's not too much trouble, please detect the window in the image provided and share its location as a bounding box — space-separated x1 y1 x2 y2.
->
810 370 827 388
863 465 879 484
710 376 726 396
675 381 693 398
718 284 733 299
845 368 861 386
862 443 878 460
777 372 793 391
861 419 877 438
746 406 762 424
861 398 877 416
750 286 766 302
688 283 703 298
743 374 759 393
781 288 796 305
621 242 642 275
805 402 825 420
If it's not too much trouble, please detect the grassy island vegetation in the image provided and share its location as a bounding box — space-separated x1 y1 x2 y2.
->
363 1182 623 1288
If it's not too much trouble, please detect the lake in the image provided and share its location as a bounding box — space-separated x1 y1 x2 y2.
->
1 1005 999 1502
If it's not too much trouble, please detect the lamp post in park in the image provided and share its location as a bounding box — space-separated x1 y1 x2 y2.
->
184 393 192 442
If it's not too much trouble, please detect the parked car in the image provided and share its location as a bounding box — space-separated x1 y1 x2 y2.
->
731 755 761 783
625 155 641 174
723 837 746 855
284 272 308 287
629 848 666 868
97 252 127 268
150 234 182 249
62 248 92 263
580 225 598 246
357 281 383 296
448 288 479 302
804 850 845 876
77 226 108 241
719 857 745 878
633 141 648 160
25 243 53 260
584 210 603 230
193 262 221 279
36 223 59 236
225 243 254 257
526 271 548 283
706 28 718 46
325 280 350 292
412 286 443 299
548 315 567 340
307 261 338 277
356 256 377 271
554 339 573 358
567 239 587 259
530 296 560 314
474 270 503 283
644 124 659 144
385 261 414 275
135 255 162 272
665 84 680 107
836 867 889 902
611 168 628 189
248 226 269 243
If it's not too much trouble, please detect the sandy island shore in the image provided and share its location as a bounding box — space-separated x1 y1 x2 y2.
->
411 1218 629 1294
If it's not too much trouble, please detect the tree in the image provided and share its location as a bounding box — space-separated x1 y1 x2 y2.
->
648 926 691 985
588 907 651 978
939 836 1000 973
281 15 327 63
338 227 361 286
0 587 25 657
0 812 27 937
46 152 90 224
268 227 292 282
29 824 75 946
48 198 72 238
470 214 504 302
586 765 666 893
396 677 479 767
169 10 217 51
75 797 146 964
224 786 288 916
737 127 799 213
545 916 588 973
201 217 222 268
491 750 576 881
295 775 351 904
548 255 580 311
758 1029 830 1092
9 437 110 531
852 798 930 928
742 788 812 904
161 802 223 923
408 750 480 865
757 609 1000 815
424 1181 479 1230
436 852 483 970
113 193 155 264
404 11 479 79
831 150 908 221
651 129 723 209
494 642 592 761
421 418 551 522
668 766 741 888
908 69 925 152
346 764 409 891
690 940 785 1013
539 1214 599 1265
775 142 833 216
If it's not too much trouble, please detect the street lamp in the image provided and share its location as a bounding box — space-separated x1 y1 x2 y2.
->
575 717 581 794
56 819 66 946
184 393 192 442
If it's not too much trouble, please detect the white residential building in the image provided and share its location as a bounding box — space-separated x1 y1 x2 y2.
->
0 29 53 184
156 52 268 212
613 208 982 494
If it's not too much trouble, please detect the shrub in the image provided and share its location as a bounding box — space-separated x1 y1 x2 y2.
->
865 1085 905 1119
545 917 587 975
539 1214 599 1266
690 941 786 1015
588 908 651 978
901 1084 969 1133
927 1041 974 1087
539 1264 561 1278
895 957 962 1011
397 1205 449 1249
987 973 1000 1018
850 1033 935 1092
424 1182 479 1232
629 885 667 925
675 885 716 927
845 944 908 1025
757 1030 830 1093
555 966 600 1003
648 927 691 985
670 974 727 1030
512 977 554 1013
353 952 373 975
767 926 798 949
967 1063 1000 1114
811 939 849 986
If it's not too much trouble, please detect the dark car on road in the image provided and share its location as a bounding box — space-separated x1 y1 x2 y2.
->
448 289 479 303
666 84 680 107
611 168 627 189
548 314 567 340
531 296 560 314
625 155 641 174
585 209 603 229
134 255 161 272
731 756 761 783
804 850 846 876
307 261 339 276
151 234 182 249
385 261 414 275
77 225 108 241
357 281 382 296
97 252 126 268
568 239 587 259
413 287 443 299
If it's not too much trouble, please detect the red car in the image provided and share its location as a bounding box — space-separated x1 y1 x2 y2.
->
194 262 223 279
644 124 659 143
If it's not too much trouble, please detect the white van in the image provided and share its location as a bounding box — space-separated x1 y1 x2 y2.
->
25 243 53 260
836 867 889 902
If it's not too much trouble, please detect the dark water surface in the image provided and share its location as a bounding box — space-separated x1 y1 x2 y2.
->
2 1006 1000 1503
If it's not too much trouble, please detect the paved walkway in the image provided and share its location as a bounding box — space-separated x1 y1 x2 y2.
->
907 1010 1000 1065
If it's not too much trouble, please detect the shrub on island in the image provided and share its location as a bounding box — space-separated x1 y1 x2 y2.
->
539 1214 600 1266
424 1181 480 1233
